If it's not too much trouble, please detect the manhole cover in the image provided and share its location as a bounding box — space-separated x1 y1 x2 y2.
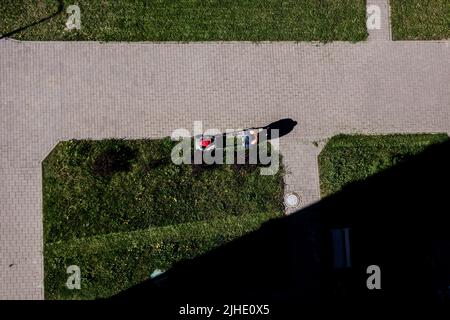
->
284 192 301 208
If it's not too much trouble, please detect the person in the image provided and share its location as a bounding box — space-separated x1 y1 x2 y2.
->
249 130 258 146
242 129 258 149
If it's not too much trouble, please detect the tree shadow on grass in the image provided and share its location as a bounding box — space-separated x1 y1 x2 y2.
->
92 144 137 177
0 0 64 40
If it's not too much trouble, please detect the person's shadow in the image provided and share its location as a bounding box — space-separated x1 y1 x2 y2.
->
262 118 297 140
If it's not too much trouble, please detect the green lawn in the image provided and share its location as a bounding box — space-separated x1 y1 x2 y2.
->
391 0 450 40
1 0 368 41
45 212 278 299
318 134 449 197
43 138 284 299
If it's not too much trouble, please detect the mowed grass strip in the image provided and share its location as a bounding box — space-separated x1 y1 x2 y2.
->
45 211 279 299
318 134 449 197
391 0 450 40
43 138 284 242
1 0 367 41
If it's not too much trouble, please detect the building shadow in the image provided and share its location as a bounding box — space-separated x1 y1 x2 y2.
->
0 1 64 40
110 139 450 313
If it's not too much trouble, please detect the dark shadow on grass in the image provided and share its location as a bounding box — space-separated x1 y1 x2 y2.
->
111 138 450 314
0 0 64 40
92 144 137 177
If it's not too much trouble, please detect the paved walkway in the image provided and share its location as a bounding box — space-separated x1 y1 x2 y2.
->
1 0 450 299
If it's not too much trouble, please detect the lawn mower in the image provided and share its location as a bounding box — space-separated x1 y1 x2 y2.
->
194 128 265 152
